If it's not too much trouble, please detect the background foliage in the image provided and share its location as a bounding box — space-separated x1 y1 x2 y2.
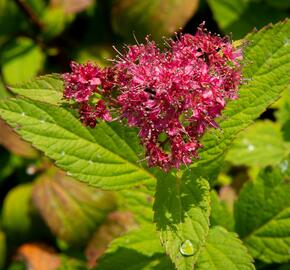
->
0 0 289 269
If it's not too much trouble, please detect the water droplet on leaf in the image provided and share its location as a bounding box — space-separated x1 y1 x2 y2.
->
179 240 195 256
247 144 255 152
279 160 289 173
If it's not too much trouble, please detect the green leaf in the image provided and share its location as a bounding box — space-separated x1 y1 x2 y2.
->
190 20 290 180
195 226 255 270
111 0 199 41
118 185 155 224
2 184 33 239
97 224 174 270
274 88 290 142
279 264 290 270
207 0 287 38
277 100 290 126
0 38 45 84
9 74 64 105
281 108 290 142
266 0 290 9
272 88 290 111
0 0 28 39
57 256 87 270
0 80 10 99
235 166 290 263
154 174 210 270
210 191 234 232
0 151 23 182
2 184 46 243
25 0 46 16
0 98 155 189
41 8 72 40
6 262 26 270
226 121 290 167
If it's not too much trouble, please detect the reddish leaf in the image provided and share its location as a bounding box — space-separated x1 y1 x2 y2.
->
85 211 136 268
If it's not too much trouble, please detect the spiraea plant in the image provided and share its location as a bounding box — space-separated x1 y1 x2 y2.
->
0 18 289 270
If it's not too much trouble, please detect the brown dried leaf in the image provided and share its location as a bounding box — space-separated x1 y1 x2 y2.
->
17 243 61 270
85 211 136 268
111 0 200 41
32 169 116 246
50 0 94 14
219 185 237 211
0 119 37 158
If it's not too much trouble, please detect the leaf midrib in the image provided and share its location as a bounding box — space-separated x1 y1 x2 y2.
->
243 205 290 242
32 100 155 179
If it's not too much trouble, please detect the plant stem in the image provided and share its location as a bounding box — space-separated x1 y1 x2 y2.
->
14 0 43 31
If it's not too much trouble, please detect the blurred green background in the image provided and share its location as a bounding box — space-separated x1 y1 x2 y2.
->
0 0 289 269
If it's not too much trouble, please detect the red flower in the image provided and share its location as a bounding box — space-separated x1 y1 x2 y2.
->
63 62 102 102
63 24 243 171
79 100 112 128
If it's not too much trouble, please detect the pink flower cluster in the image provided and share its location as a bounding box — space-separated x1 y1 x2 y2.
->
63 24 242 171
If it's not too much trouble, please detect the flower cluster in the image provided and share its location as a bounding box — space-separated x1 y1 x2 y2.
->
63 62 113 127
63 24 242 171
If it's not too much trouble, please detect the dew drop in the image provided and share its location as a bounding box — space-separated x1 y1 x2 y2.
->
26 165 36 175
247 144 255 152
279 160 288 173
21 112 26 116
179 240 195 256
